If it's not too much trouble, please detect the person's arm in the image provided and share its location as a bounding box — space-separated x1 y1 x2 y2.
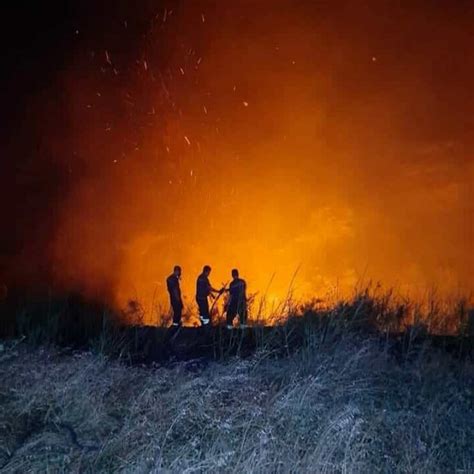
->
171 279 181 303
173 287 181 302
208 280 220 294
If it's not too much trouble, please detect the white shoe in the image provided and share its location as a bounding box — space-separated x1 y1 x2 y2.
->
172 322 179 327
200 317 210 325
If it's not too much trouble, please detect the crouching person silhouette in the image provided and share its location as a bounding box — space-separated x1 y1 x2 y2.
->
166 265 183 327
196 265 220 326
226 269 248 329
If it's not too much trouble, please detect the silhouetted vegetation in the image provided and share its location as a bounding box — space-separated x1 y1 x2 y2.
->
0 289 473 471
0 287 472 362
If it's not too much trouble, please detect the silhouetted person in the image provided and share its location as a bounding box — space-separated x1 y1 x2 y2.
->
196 265 220 325
226 268 247 328
166 265 183 326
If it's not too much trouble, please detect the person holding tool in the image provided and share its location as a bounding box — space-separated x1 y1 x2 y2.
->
195 265 222 325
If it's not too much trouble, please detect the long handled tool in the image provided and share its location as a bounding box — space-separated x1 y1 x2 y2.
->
209 280 230 322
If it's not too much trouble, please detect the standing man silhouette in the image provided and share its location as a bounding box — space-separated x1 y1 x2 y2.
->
196 265 220 325
166 265 183 327
226 268 247 328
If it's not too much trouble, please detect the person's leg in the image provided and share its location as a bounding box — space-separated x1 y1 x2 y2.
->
196 298 203 316
172 301 182 325
227 305 236 327
239 304 248 326
170 298 177 324
197 298 210 324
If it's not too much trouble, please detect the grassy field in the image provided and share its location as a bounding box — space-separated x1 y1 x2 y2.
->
0 313 473 473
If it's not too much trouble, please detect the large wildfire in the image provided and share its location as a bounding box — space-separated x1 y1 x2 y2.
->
2 2 473 324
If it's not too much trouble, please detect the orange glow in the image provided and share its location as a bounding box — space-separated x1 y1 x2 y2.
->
47 3 473 325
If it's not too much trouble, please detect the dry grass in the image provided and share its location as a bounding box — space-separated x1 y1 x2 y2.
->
0 330 472 473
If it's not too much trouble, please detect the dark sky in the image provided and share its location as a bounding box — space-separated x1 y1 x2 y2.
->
1 1 153 287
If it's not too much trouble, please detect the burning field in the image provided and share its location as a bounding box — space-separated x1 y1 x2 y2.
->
1 1 473 327
0 3 473 469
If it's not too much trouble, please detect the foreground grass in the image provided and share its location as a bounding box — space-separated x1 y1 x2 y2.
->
0 331 473 474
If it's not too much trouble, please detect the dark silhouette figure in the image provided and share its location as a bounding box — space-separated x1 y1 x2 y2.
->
166 265 183 326
226 268 247 328
196 265 220 325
